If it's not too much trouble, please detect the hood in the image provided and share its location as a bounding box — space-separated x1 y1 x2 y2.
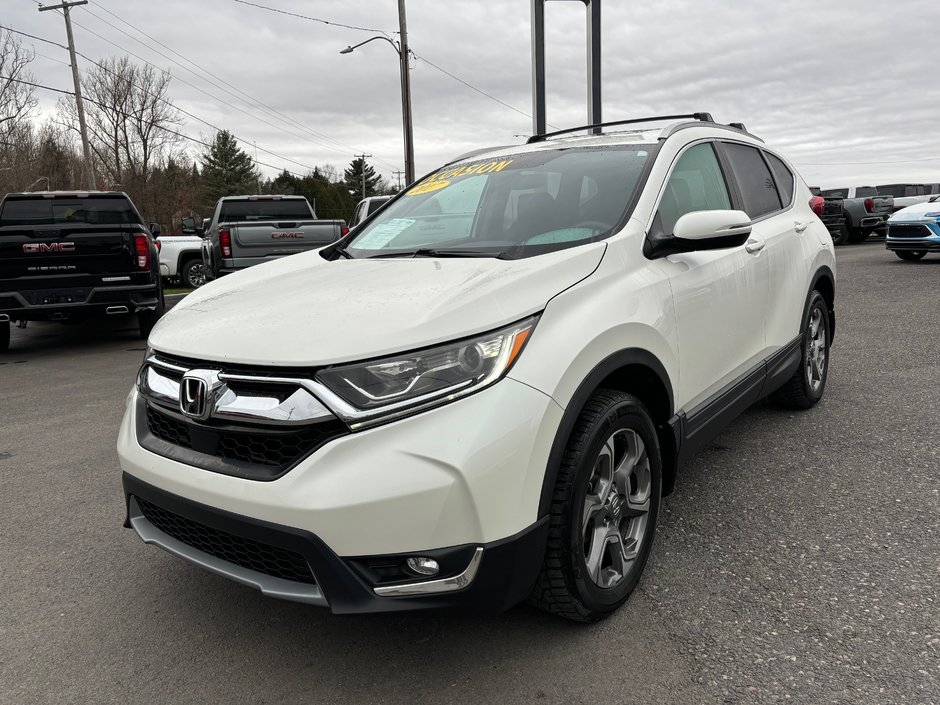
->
150 244 605 366
889 200 940 222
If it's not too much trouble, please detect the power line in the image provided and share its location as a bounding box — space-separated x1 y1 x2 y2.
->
231 0 392 35
85 0 395 169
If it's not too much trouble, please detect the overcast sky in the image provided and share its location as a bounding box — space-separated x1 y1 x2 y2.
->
7 0 940 189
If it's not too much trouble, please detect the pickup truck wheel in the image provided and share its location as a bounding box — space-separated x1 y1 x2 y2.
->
896 251 926 261
138 290 165 340
529 390 661 622
0 320 10 352
770 290 830 409
832 223 851 246
181 259 207 288
848 228 868 243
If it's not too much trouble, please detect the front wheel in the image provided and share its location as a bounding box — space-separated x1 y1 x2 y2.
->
770 290 830 409
895 250 926 261
529 390 662 622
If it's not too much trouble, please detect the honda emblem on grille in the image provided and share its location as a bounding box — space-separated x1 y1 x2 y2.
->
179 369 222 420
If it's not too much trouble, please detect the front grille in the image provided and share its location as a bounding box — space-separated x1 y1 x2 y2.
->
135 496 316 584
889 224 934 238
142 403 347 478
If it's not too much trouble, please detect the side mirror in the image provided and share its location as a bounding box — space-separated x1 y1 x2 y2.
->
646 209 752 259
149 222 161 237
673 209 752 242
180 216 196 234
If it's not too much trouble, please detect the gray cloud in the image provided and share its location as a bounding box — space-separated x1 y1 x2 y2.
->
8 0 940 188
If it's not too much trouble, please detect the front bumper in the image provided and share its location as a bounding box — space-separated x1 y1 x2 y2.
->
123 473 548 614
118 378 563 612
885 221 940 251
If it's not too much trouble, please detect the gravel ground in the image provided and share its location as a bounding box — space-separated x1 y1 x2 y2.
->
1 243 937 705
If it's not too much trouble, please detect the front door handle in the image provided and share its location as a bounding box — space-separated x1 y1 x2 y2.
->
745 238 765 254
794 220 809 233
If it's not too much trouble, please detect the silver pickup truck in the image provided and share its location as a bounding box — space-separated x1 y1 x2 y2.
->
817 186 893 244
192 195 347 279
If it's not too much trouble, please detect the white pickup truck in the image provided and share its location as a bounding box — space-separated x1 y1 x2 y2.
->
157 232 206 288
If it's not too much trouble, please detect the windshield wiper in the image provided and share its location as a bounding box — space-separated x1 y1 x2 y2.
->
362 247 505 259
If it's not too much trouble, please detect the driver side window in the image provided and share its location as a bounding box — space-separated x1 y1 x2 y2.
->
658 143 731 235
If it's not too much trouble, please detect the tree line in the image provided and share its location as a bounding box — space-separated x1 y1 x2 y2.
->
0 28 395 230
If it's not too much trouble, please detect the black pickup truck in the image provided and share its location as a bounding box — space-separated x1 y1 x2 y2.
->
0 191 164 352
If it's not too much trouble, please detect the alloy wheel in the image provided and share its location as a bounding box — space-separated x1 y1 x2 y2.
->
805 305 827 393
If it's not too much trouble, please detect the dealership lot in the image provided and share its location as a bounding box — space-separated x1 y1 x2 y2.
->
1 243 937 705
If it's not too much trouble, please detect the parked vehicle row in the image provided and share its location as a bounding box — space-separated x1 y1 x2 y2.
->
816 187 893 245
120 113 837 622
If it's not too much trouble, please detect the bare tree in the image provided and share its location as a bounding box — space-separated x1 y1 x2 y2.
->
0 29 38 150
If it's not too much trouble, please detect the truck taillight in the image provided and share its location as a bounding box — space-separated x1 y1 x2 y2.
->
864 198 874 213
340 226 349 237
219 229 232 257
134 233 151 270
809 196 825 217
154 239 161 252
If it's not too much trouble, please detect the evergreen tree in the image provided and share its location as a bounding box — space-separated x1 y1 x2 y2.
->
343 157 382 200
200 130 260 205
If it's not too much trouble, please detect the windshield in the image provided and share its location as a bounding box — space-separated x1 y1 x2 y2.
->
0 196 139 227
345 146 654 258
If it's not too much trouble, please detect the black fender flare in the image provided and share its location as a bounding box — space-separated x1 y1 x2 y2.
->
176 248 203 275
537 348 676 517
808 265 836 342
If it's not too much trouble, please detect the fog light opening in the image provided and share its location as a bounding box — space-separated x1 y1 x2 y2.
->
405 556 440 577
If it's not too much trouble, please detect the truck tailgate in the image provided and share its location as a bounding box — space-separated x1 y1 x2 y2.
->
227 220 342 258
0 223 137 282
869 196 893 215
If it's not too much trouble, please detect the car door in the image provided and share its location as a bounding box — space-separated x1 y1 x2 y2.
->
720 142 804 351
651 140 771 411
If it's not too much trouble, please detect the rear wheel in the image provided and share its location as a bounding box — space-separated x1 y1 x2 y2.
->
0 320 10 353
895 250 926 261
181 258 207 288
529 390 661 622
770 290 830 409
138 288 165 340
848 228 868 243
832 223 851 246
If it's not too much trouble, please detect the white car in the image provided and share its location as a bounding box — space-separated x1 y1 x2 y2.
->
118 113 836 622
885 195 940 261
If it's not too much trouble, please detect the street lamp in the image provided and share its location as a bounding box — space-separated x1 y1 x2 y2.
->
340 18 415 185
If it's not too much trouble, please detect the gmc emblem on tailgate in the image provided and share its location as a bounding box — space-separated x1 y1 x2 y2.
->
271 232 304 239
23 242 75 253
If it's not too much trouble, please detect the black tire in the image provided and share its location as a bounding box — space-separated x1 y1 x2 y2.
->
181 258 208 288
847 228 868 244
529 389 662 622
0 320 10 353
770 290 830 409
895 250 926 261
138 287 165 340
832 223 851 246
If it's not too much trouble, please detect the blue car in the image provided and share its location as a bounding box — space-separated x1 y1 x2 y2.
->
885 195 940 261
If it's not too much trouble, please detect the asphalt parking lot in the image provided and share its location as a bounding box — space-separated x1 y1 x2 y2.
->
1 242 937 705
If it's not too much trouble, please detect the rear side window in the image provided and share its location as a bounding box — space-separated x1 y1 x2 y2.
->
820 189 847 198
765 153 794 206
0 197 139 227
658 143 732 235
855 187 877 197
723 143 782 218
219 199 313 222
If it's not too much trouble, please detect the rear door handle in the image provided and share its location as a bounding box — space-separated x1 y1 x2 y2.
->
745 238 765 254
794 221 809 233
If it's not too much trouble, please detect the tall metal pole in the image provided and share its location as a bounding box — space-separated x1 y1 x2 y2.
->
40 0 96 189
397 0 415 185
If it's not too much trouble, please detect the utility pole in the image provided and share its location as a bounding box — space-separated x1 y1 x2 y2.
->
40 0 96 189
397 0 415 185
392 170 405 192
355 154 372 201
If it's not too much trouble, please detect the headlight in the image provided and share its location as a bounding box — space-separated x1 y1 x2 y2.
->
315 315 539 425
922 212 940 221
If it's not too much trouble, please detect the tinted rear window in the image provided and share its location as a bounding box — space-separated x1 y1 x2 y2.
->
820 189 846 198
0 197 139 227
765 153 794 205
219 199 313 222
724 143 782 218
876 185 902 197
855 187 877 197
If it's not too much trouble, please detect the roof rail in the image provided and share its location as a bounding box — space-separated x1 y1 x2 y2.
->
526 112 714 144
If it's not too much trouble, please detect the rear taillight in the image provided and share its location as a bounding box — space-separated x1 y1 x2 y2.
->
134 233 151 270
340 226 350 237
864 198 874 213
809 196 825 217
219 229 232 257
154 239 161 252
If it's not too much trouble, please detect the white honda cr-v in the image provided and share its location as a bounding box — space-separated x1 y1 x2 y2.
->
118 113 836 622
